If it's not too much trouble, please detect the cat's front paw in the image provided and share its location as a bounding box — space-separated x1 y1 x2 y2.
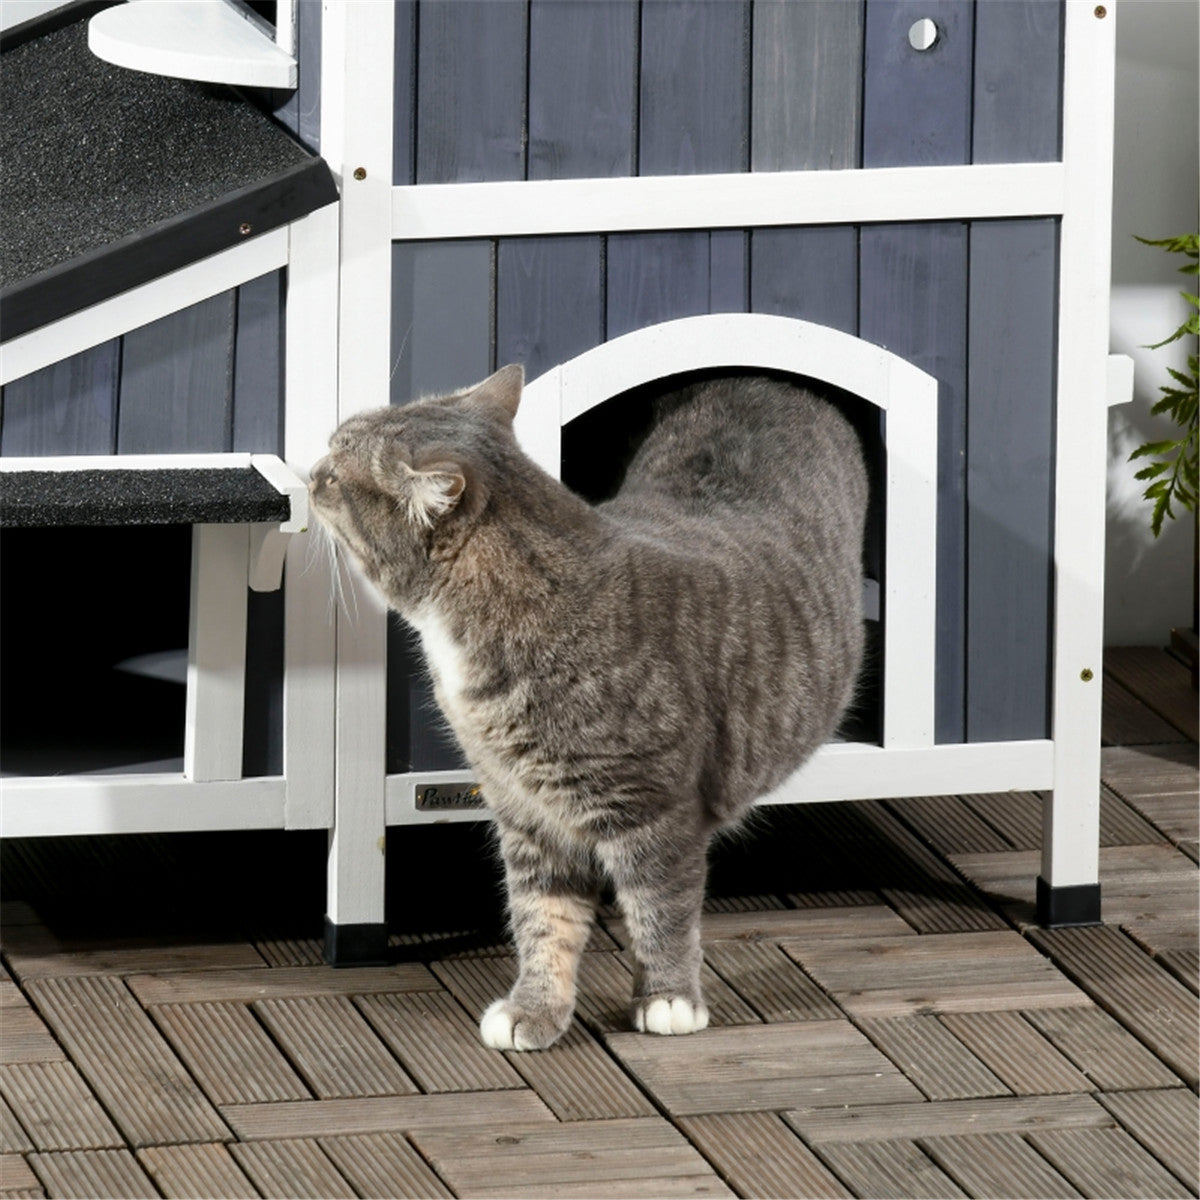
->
632 995 709 1036
480 999 569 1051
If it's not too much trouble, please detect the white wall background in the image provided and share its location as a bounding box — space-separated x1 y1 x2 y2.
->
1107 0 1199 644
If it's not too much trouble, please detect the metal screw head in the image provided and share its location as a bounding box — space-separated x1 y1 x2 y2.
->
238 222 252 236
908 17 939 50
353 166 367 181
1080 668 1094 682
1094 4 1107 16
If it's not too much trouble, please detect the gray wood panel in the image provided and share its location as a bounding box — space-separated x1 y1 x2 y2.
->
390 240 493 404
859 223 969 744
966 219 1057 741
243 586 284 777
0 341 120 456
862 0 973 167
606 232 712 340
393 0 417 184
273 0 321 153
973 0 1063 164
638 0 750 175
415 0 528 184
117 292 237 453
751 0 864 171
709 231 748 315
496 237 604 384
749 227 858 335
232 272 284 455
389 240 492 772
528 0 638 180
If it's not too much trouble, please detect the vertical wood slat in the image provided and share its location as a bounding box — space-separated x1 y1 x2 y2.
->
966 219 1057 741
751 0 863 172
0 341 119 456
972 0 1063 164
415 0 528 184
528 0 637 180
859 222 968 743
392 1 417 184
606 232 712 341
232 272 284 455
862 0 974 168
496 237 604 384
117 292 237 453
749 228 858 335
389 240 491 771
638 0 750 176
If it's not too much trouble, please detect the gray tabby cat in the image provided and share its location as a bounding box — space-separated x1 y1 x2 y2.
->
309 365 867 1050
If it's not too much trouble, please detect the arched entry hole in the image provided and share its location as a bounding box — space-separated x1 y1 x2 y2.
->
560 367 884 745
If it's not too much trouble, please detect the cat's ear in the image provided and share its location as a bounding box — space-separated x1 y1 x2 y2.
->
401 460 466 528
468 364 524 423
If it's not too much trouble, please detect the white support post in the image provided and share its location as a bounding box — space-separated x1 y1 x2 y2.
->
184 523 250 782
282 204 340 832
320 0 396 964
1041 0 1118 926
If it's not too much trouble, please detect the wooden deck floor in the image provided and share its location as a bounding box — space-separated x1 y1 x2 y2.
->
1 646 1196 1199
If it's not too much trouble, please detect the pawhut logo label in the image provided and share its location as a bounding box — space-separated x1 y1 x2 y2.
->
415 783 485 811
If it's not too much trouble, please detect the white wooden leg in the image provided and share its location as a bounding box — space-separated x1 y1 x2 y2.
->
184 523 249 782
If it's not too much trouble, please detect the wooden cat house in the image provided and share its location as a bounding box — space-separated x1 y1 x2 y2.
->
1 0 1125 965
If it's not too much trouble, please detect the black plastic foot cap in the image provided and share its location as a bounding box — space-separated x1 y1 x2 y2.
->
1036 877 1102 928
324 919 389 967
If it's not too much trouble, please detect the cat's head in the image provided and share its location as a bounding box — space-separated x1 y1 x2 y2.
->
308 365 524 608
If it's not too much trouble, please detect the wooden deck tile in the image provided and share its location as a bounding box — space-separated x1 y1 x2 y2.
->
1029 1127 1194 1199
787 888 884 908
253 995 419 1098
254 937 325 967
1098 787 1175 845
1023 1006 1184 1091
703 893 787 913
1101 744 1200 844
785 1094 1114 1144
24 976 229 1148
606 1020 922 1116
356 991 524 1093
0 1094 34 1155
0 1001 64 1066
2 935 264 982
27 1149 158 1199
783 931 1090 1018
573 952 635 1033
960 791 1042 852
319 1132 455 1199
230 1138 357 1199
0 1153 40 1197
1099 1089 1200 1194
937 1011 1094 1094
698 906 915 943
812 1139 967 1199
854 1016 1008 1101
411 1118 734 1200
677 1112 853 1199
704 941 843 1022
501 1021 657 1121
150 1001 311 1104
1103 671 1189 744
126 962 438 1005
0 1062 122 1151
952 844 1199 950
1104 647 1197 739
886 794 1015 855
220 1089 556 1141
136 1143 259 1199
920 1131 1080 1198
432 956 515 1022
1027 926 1199 1085
1159 947 1199 994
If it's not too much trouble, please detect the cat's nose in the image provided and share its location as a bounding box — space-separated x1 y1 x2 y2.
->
309 458 338 493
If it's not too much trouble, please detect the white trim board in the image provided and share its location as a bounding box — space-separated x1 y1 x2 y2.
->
382 740 1056 827
0 776 287 838
0 230 290 385
393 162 1066 241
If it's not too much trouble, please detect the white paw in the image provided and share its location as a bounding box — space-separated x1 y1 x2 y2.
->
634 996 709 1036
480 999 518 1049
